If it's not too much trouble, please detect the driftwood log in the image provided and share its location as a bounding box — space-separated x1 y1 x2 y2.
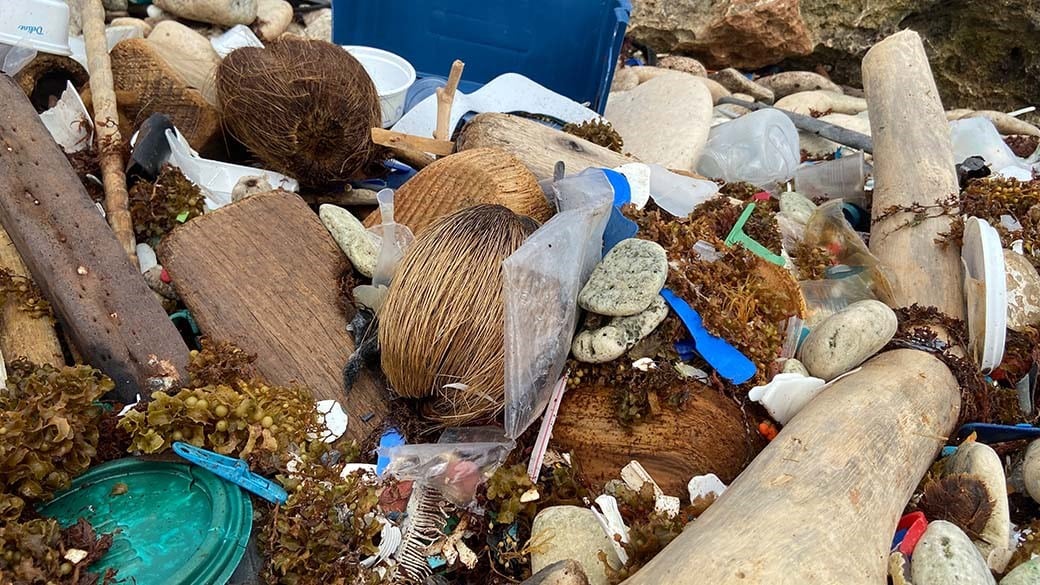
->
457 113 633 180
157 191 390 443
0 75 190 400
623 30 963 585
0 226 63 366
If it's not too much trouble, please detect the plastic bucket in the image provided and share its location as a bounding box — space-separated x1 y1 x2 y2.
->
343 45 417 128
0 0 72 56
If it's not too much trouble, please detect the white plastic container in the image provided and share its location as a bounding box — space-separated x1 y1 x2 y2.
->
343 45 416 128
697 108 801 188
0 0 72 56
962 217 1007 373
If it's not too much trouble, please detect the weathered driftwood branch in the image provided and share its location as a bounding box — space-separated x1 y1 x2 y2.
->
434 59 464 141
0 226 63 366
624 30 964 585
0 75 190 401
718 96 874 153
83 0 137 264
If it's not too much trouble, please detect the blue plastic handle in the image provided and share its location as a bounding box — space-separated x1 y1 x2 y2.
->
661 289 756 384
173 442 288 504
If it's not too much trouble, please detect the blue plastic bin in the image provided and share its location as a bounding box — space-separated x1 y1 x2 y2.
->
331 0 631 114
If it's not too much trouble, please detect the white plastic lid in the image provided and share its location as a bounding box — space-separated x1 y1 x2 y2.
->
962 217 1007 372
0 0 72 57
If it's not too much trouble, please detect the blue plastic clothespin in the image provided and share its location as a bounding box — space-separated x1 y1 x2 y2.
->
661 288 756 384
173 442 288 504
954 423 1040 444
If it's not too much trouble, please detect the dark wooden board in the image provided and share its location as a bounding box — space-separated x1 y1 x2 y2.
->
0 74 189 400
158 190 390 442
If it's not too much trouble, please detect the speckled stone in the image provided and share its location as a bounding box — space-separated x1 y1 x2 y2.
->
1001 557 1040 585
800 300 897 381
153 0 257 26
709 68 774 104
572 296 668 363
911 521 996 585
320 204 378 278
1021 439 1040 504
781 358 810 376
946 442 1012 572
578 239 668 317
530 506 619 585
231 175 272 202
1005 250 1040 332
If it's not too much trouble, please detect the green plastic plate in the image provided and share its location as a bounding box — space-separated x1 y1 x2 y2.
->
38 458 252 585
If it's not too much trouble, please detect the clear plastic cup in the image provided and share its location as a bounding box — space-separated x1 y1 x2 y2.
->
794 152 871 206
696 108 801 188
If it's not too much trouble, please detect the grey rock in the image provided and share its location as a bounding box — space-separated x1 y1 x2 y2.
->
1024 440 1040 504
799 300 896 381
303 8 332 41
110 17 152 36
1005 250 1040 333
103 0 128 10
522 560 590 585
1001 558 1040 585
946 442 1012 572
231 176 273 202
254 0 293 41
757 71 843 99
911 521 996 585
319 204 378 278
658 55 707 77
572 296 668 363
578 239 668 317
530 506 619 585
710 68 775 104
153 0 257 26
781 358 810 376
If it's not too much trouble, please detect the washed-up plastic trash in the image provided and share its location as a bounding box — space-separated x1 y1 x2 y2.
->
344 45 417 128
173 442 287 504
0 42 38 76
801 199 896 303
379 427 513 506
663 289 756 384
503 172 612 439
697 108 801 188
163 128 298 210
892 512 928 555
211 25 264 59
954 422 1040 443
962 216 1007 372
0 0 71 70
369 188 414 287
647 164 719 218
614 163 651 209
799 276 876 328
794 152 871 207
39 81 92 153
748 372 827 425
724 201 786 266
950 117 1033 180
38 458 252 585
391 73 599 138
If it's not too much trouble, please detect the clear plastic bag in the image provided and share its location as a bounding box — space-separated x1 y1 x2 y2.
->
379 427 512 506
800 199 897 304
502 172 612 439
799 277 876 328
697 109 801 188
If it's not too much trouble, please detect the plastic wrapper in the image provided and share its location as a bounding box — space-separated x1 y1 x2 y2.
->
799 277 876 328
800 199 897 304
0 43 37 76
502 171 612 439
697 108 801 188
379 427 512 506
647 164 719 217
950 117 1032 180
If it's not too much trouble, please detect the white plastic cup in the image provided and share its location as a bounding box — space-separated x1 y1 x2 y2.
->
794 152 870 206
697 108 801 188
0 0 72 57
343 46 417 128
950 117 1033 180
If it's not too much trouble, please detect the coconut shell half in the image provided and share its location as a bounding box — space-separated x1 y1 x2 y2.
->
365 148 553 234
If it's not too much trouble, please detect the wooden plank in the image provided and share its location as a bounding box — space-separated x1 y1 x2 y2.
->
864 30 965 319
623 350 960 585
157 191 390 442
0 74 190 401
0 225 64 366
456 113 634 181
371 127 454 156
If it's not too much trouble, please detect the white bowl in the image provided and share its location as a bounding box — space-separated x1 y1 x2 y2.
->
0 0 72 56
343 45 417 128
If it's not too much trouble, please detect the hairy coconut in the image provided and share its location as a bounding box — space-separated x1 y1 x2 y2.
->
216 37 383 186
378 205 538 427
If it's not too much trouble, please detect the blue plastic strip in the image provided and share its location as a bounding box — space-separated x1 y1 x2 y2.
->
376 428 406 475
173 442 288 504
661 289 756 384
600 168 630 207
955 423 1040 444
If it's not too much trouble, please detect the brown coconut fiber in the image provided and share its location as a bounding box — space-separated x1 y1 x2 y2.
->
379 204 538 427
363 148 553 235
216 38 383 186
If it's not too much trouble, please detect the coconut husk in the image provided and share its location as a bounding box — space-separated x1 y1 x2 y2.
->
216 37 383 186
378 204 538 427
363 148 553 234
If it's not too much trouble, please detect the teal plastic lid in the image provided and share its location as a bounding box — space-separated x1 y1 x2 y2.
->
38 458 252 585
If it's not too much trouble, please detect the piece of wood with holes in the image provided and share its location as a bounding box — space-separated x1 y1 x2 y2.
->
158 190 390 442
0 74 190 400
456 113 634 180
